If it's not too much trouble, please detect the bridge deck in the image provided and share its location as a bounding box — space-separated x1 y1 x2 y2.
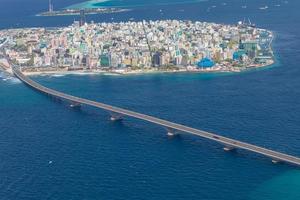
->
13 67 300 167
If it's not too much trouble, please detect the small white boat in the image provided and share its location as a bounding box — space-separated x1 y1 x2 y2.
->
259 6 269 10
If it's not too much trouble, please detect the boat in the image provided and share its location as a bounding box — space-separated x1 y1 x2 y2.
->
237 18 256 28
259 6 269 10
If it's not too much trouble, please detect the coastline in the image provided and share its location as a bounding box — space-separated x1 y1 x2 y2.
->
16 59 275 77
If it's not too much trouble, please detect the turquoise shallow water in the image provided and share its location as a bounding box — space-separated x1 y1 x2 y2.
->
68 0 207 9
250 170 300 199
1 0 300 199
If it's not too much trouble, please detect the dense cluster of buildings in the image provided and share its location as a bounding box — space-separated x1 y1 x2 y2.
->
0 20 274 73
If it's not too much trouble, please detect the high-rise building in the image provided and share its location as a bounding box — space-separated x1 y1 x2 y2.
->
152 52 162 67
100 54 110 67
80 10 86 26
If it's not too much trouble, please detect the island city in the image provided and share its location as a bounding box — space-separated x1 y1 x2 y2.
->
1 0 300 199
0 19 274 75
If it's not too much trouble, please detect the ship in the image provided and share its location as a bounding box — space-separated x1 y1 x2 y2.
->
259 6 269 10
238 18 256 28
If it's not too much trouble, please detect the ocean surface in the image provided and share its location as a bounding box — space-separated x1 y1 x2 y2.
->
1 0 300 199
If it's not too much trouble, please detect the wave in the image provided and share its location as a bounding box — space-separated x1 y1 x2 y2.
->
4 77 21 84
51 74 66 77
0 72 21 84
8 78 22 84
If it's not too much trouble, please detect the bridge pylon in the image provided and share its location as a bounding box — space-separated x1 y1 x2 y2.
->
271 159 281 164
70 101 81 108
166 128 178 137
110 112 123 122
223 146 236 152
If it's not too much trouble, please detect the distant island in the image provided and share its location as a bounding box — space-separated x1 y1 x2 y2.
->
37 8 130 17
36 0 129 17
0 20 274 76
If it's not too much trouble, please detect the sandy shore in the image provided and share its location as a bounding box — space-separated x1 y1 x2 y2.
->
1 59 275 77
22 70 107 76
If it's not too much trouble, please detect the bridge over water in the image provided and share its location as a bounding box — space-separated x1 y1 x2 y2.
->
12 67 300 167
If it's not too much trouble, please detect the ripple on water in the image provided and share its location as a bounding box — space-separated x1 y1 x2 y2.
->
250 170 300 200
0 72 21 84
1 76 21 84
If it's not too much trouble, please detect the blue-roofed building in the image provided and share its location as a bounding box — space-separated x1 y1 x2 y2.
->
197 57 215 68
39 42 47 49
233 50 246 60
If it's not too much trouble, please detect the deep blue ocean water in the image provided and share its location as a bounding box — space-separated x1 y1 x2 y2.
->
1 0 300 199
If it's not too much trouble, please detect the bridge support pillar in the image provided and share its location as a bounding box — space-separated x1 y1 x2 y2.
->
110 113 123 122
272 159 280 164
223 146 236 152
70 102 81 108
166 128 177 137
